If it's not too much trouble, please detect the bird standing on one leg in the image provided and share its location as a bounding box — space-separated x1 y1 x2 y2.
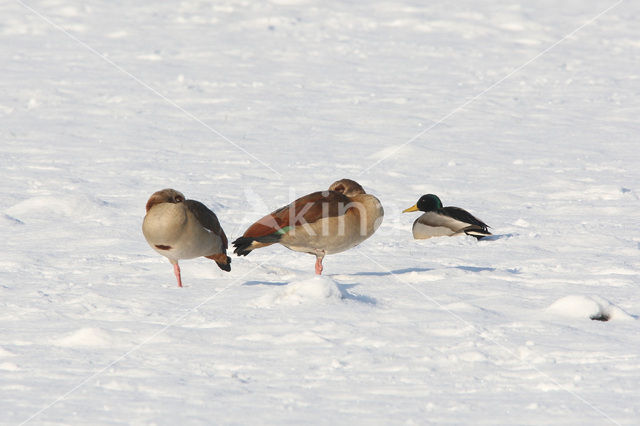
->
232 179 384 274
142 189 231 287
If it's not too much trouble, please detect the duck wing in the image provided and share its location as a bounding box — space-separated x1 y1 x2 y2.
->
184 200 228 249
441 206 489 231
242 191 351 238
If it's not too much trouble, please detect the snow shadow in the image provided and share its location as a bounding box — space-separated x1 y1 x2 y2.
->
351 267 434 277
454 266 495 273
243 280 289 286
1 214 24 225
480 233 516 241
337 283 377 305
351 266 497 278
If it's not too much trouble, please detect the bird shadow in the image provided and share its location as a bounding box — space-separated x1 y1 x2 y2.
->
243 280 288 287
336 283 377 305
351 267 434 277
352 266 497 276
480 233 516 241
455 266 495 273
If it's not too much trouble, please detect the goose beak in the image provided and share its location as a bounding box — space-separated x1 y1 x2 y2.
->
402 204 419 213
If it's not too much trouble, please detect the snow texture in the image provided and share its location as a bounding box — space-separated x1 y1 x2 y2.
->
1 0 640 424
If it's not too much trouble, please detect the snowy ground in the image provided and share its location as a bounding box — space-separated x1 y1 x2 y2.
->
2 0 640 424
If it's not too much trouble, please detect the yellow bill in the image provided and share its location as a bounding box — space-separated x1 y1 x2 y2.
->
402 204 419 213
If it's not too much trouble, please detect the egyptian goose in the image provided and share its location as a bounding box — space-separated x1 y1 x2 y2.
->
142 189 231 287
232 179 384 274
403 194 491 240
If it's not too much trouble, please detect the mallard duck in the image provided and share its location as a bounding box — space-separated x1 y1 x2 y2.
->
233 179 383 274
403 194 491 240
142 189 231 287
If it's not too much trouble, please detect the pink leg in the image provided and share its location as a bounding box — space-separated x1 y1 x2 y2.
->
315 256 323 275
173 262 183 287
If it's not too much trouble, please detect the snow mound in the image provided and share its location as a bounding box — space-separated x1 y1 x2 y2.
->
547 295 635 322
55 327 113 347
4 194 107 223
0 347 16 357
367 144 408 160
252 276 343 307
0 362 20 371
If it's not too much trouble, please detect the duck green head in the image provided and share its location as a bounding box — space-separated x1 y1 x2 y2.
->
402 194 443 213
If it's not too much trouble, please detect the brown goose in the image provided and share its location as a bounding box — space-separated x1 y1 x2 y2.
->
142 189 231 287
233 179 383 274
403 194 491 240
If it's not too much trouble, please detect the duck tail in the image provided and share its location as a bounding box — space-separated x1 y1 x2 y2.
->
463 226 492 240
206 253 232 272
232 233 282 256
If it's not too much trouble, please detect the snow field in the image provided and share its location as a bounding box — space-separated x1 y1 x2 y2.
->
2 0 640 424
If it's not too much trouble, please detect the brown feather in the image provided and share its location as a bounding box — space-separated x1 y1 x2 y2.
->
328 179 365 197
206 253 228 263
242 191 352 238
145 189 185 212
